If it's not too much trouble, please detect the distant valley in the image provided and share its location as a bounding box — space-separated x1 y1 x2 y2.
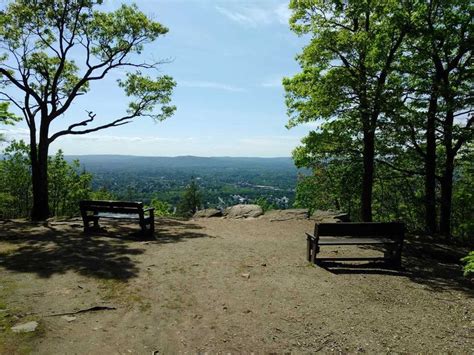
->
65 155 308 209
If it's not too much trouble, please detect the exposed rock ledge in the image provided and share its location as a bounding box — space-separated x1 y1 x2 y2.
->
224 204 263 219
194 207 349 222
310 210 350 223
262 209 309 221
193 208 222 218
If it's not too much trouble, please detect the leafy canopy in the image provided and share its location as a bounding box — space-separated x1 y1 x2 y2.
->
0 0 175 139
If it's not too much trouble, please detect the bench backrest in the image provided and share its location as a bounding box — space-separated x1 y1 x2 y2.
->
80 200 144 215
315 222 404 240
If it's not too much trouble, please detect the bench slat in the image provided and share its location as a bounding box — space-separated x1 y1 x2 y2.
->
82 207 143 214
315 257 388 262
316 222 404 238
318 237 398 245
80 200 143 208
96 213 140 219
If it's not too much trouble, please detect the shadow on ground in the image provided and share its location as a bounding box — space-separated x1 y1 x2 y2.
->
313 241 473 295
0 218 210 280
154 218 213 244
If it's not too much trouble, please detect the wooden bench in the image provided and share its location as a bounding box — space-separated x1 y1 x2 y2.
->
306 222 405 268
79 200 155 236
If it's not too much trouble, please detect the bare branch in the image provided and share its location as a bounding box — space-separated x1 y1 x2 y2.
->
48 110 136 143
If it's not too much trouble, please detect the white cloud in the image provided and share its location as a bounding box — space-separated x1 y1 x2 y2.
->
275 3 291 25
216 2 290 28
62 134 194 144
179 80 245 92
0 127 30 141
261 78 283 88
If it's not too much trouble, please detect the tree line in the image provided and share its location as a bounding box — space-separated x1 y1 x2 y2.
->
284 0 472 240
0 140 206 219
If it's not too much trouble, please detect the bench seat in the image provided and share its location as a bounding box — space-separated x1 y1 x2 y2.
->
314 236 399 245
80 200 155 236
306 222 405 267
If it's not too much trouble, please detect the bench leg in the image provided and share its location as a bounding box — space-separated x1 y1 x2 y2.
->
83 216 100 233
148 211 155 237
93 216 99 229
311 243 318 264
385 245 402 268
149 219 155 236
307 235 320 264
307 236 312 262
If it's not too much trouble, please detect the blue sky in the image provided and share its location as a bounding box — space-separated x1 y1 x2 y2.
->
2 0 315 157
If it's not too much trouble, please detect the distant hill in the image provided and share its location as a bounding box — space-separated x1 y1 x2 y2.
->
65 155 299 172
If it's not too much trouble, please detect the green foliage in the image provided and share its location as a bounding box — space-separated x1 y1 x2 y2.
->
294 161 361 218
90 187 116 201
148 198 172 217
0 140 31 218
0 0 175 219
0 102 18 124
48 150 93 217
286 0 473 239
461 252 474 277
452 150 474 240
0 1 176 122
177 179 202 217
0 140 105 218
254 197 275 213
0 102 20 142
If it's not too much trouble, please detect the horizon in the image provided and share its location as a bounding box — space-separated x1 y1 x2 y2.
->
0 0 314 158
63 154 293 159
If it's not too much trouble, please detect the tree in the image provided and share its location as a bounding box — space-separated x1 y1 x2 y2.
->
0 140 31 217
177 179 202 217
0 140 94 218
48 150 93 216
0 1 176 220
423 0 472 237
388 0 472 236
284 0 410 221
148 197 172 217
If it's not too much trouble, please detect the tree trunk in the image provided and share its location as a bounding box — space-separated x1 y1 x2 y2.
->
424 82 438 234
361 129 375 222
439 109 455 237
31 143 50 221
439 161 454 237
30 116 51 221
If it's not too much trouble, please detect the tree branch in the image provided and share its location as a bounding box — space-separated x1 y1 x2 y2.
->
48 111 135 143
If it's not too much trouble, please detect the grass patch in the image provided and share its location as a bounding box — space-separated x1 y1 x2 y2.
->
0 279 43 354
97 279 151 313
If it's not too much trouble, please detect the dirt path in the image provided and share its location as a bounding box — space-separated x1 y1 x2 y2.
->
0 218 472 353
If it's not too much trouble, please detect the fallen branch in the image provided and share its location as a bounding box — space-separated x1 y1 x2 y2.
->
46 305 117 317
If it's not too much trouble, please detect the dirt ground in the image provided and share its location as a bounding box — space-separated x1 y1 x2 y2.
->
0 217 472 354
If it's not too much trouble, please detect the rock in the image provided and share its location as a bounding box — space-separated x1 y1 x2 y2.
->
224 204 263 219
310 210 349 223
264 209 309 221
241 273 250 279
11 321 38 333
193 208 222 218
61 315 77 322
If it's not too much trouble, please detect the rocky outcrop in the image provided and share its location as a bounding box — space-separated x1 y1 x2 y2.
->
193 208 223 218
310 210 349 223
263 209 310 221
224 204 263 219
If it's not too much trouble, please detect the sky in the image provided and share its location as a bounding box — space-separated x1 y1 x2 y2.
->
1 0 315 157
